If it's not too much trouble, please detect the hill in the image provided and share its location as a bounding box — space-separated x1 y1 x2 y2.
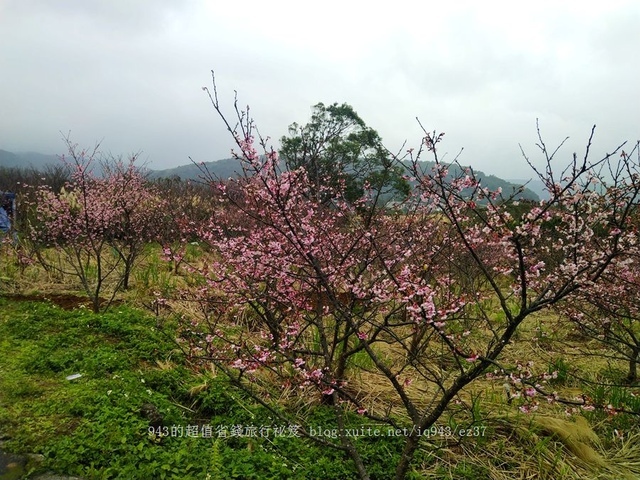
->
411 161 540 201
150 158 540 202
1 148 539 201
506 179 549 201
147 157 241 181
0 150 60 169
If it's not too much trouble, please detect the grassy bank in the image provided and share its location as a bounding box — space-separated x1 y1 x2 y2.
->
1 295 639 479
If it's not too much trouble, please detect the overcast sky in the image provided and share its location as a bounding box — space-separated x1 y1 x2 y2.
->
1 0 638 178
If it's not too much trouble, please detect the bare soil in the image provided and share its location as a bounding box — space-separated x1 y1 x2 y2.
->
0 293 100 310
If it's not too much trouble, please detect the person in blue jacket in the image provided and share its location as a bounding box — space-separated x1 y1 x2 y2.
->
0 205 10 233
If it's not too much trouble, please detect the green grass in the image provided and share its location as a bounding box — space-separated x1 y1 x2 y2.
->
0 297 408 479
0 299 196 477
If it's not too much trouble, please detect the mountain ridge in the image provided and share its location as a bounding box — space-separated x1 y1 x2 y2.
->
1 148 540 201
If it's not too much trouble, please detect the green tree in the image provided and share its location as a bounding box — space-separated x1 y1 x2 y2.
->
280 102 409 204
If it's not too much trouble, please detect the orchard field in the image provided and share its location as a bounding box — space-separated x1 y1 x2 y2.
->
1 86 640 479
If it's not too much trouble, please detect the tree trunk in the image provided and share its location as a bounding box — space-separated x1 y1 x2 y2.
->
626 345 639 383
394 432 420 480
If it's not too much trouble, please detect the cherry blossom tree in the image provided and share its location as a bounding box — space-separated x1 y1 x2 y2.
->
555 143 640 383
99 155 169 289
27 138 166 312
178 75 640 479
564 256 640 383
390 127 639 476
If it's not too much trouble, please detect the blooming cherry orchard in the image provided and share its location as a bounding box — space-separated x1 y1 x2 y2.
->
178 77 640 480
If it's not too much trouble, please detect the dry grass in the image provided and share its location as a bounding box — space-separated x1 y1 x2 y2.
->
415 414 640 480
147 274 640 479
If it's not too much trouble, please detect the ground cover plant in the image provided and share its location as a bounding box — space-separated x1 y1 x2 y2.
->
1 296 392 479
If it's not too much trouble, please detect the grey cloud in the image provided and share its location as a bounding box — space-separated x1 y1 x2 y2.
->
0 1 637 178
